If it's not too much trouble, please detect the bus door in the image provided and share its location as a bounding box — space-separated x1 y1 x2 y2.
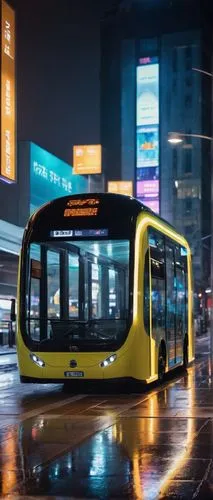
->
166 243 187 367
165 243 176 367
175 267 185 363
149 230 166 349
175 247 187 364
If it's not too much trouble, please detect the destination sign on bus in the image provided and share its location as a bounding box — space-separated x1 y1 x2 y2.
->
67 198 100 207
64 207 98 217
64 198 100 217
51 229 108 238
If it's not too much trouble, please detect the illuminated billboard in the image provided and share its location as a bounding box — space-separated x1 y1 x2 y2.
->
73 145 102 174
136 57 159 213
137 180 159 199
108 181 133 196
1 1 16 183
136 126 159 168
30 143 88 214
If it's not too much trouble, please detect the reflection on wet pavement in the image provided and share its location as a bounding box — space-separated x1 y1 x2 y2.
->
1 336 213 498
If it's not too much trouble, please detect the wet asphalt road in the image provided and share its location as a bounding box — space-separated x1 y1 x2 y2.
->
0 336 213 499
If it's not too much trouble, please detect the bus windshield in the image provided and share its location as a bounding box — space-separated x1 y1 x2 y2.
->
24 238 130 352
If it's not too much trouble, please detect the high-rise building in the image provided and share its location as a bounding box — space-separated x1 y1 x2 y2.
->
101 0 213 295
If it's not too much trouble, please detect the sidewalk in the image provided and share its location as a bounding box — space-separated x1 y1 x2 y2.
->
0 346 17 372
0 345 16 355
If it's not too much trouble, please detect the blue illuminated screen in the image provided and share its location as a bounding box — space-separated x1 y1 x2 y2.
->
136 56 159 213
30 143 88 214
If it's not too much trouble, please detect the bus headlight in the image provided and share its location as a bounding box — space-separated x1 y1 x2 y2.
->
30 353 45 367
100 354 117 368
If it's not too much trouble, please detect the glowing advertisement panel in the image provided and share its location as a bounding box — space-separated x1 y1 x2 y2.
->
107 181 133 197
137 180 159 199
30 143 88 214
136 57 159 213
1 1 16 183
136 126 159 168
73 145 102 175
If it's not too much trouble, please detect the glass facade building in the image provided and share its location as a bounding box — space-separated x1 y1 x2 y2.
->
101 0 212 296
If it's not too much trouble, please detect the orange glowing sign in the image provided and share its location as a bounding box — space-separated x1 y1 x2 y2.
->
67 198 99 207
1 1 16 182
73 145 102 175
64 207 98 217
64 198 100 217
108 181 133 197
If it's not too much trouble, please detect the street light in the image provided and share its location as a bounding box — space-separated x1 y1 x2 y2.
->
168 133 183 144
168 131 213 143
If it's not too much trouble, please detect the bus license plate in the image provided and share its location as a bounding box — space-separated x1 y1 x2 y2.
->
64 371 84 378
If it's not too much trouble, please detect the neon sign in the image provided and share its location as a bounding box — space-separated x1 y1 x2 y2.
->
67 198 99 207
64 207 98 217
1 1 16 183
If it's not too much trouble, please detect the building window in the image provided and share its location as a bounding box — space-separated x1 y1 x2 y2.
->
185 225 193 236
177 180 200 199
172 48 177 73
185 46 192 72
184 150 192 174
172 78 177 93
173 148 177 177
185 94 192 108
185 130 192 145
185 76 192 87
185 199 192 213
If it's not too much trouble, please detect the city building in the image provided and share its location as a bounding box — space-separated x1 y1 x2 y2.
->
101 0 213 299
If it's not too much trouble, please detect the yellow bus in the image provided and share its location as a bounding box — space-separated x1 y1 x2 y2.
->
16 193 194 384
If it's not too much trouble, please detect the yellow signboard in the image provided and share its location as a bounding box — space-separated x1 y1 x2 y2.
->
1 0 16 182
108 181 133 197
73 145 102 175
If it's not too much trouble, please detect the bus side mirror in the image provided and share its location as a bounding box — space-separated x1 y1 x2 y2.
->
10 299 16 322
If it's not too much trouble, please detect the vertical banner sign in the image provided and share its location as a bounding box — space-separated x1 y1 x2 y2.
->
1 0 16 182
136 57 159 213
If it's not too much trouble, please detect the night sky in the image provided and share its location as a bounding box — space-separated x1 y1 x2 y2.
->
11 0 115 164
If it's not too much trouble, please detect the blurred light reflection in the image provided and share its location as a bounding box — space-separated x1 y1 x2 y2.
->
2 431 17 495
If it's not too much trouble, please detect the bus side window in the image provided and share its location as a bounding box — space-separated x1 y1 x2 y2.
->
28 244 41 341
144 250 150 334
149 229 165 342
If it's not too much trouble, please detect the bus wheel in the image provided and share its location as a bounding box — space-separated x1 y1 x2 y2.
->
183 337 189 369
158 346 166 383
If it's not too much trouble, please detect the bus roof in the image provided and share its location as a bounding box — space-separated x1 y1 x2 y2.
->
27 193 187 243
